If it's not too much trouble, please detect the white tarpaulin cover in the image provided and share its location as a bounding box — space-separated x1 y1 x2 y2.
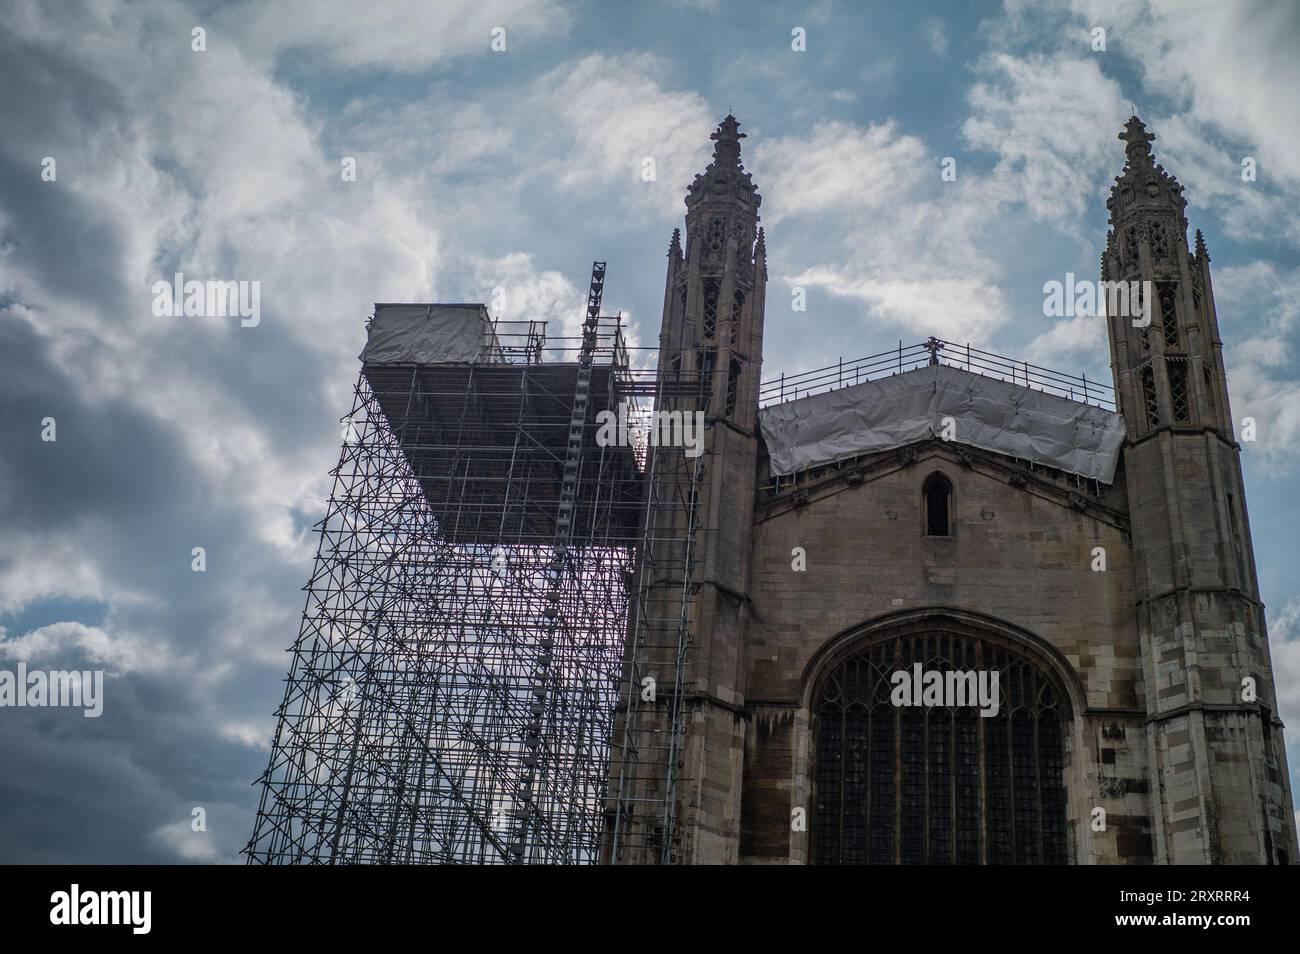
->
360 303 492 364
758 363 1127 483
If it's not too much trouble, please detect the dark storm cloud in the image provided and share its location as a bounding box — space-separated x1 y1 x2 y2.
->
0 29 140 316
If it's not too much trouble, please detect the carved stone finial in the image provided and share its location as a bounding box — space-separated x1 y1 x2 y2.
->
1195 228 1210 263
711 114 746 165
1119 115 1156 162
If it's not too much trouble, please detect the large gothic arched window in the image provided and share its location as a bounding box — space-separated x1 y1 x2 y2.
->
812 628 1070 865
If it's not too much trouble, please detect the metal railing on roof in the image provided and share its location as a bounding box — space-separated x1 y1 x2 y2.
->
759 337 1116 412
487 316 631 368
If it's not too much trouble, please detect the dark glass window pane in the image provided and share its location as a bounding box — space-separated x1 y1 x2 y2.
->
843 705 869 864
1012 710 1040 864
985 713 1013 864
813 702 842 863
1039 710 1068 864
868 706 895 864
928 710 952 863
812 632 1067 865
954 710 981 863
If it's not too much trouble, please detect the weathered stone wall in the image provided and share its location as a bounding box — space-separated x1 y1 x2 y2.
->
737 441 1152 864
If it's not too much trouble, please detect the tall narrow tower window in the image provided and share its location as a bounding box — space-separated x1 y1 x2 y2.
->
1159 283 1179 348
702 279 720 339
731 288 745 344
698 348 716 412
922 472 952 537
1140 365 1160 429
1168 358 1190 423
725 357 743 417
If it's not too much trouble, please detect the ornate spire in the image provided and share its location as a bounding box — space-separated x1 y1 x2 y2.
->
1106 114 1187 230
669 227 682 258
1195 228 1209 263
686 114 760 213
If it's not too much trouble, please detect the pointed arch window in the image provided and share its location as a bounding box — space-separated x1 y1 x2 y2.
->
922 472 952 537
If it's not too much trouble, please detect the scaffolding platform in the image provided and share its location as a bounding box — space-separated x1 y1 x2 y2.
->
246 281 703 866
362 360 644 545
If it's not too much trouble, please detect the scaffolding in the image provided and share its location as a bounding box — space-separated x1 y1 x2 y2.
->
246 266 705 864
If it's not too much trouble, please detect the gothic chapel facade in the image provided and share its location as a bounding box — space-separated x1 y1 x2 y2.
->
627 115 1297 865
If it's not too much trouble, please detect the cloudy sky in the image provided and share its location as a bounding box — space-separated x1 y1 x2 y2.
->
2 0 1299 863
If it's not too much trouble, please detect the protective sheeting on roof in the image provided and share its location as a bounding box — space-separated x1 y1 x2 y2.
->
758 363 1127 483
360 303 494 364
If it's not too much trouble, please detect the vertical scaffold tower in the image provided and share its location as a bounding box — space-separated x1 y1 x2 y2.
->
245 265 704 864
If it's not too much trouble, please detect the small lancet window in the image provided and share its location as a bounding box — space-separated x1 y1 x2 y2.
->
922 472 952 537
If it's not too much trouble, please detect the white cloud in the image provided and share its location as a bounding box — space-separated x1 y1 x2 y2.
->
1215 262 1300 472
755 120 927 223
983 1 1300 242
962 52 1128 225
758 118 1014 344
0 621 176 675
790 268 1010 343
472 252 585 340
1269 597 1300 746
924 18 950 55
1066 0 1300 190
0 531 109 615
149 818 223 862
527 53 716 217
231 0 571 72
218 719 273 752
1025 314 1108 367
